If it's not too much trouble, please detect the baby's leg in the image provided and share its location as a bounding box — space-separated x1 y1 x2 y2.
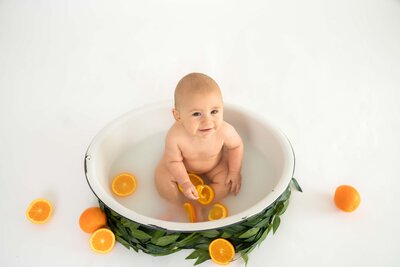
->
155 163 185 221
206 153 231 203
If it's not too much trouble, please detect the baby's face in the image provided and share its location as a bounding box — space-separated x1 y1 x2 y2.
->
175 90 223 138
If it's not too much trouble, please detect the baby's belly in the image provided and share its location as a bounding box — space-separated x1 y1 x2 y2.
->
183 157 221 174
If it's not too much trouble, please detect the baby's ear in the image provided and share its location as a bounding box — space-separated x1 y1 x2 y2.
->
172 108 181 122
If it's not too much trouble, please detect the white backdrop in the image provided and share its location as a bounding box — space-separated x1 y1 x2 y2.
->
1 0 399 266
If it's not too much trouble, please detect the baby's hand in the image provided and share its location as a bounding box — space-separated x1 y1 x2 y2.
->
181 181 199 200
225 171 242 195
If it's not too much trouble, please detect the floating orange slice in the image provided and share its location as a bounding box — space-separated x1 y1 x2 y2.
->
26 198 53 224
209 238 235 265
196 185 214 205
178 173 204 192
111 173 137 197
183 202 196 223
208 203 228 221
90 228 115 254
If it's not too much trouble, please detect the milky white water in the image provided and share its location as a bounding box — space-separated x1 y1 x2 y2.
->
109 132 276 221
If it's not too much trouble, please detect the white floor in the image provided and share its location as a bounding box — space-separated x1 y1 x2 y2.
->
1 0 400 266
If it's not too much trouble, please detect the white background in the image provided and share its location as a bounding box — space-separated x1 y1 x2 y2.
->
1 0 399 266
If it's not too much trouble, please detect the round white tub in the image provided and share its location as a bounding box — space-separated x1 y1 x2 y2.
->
84 102 295 232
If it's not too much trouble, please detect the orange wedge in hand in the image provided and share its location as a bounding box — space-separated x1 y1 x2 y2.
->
196 185 214 205
178 173 204 193
90 228 115 254
26 198 53 224
111 173 137 197
209 238 235 265
208 203 228 221
183 202 196 223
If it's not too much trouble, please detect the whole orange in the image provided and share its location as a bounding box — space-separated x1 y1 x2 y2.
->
79 207 107 233
334 185 361 212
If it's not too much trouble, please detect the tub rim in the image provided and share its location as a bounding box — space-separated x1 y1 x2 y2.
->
84 101 295 232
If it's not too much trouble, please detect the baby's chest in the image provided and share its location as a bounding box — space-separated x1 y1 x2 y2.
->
181 140 223 159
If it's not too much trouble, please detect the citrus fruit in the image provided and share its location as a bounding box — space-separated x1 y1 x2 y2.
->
90 228 115 254
208 203 228 221
111 173 137 197
26 198 53 224
196 185 214 205
209 238 235 265
79 207 107 233
334 185 361 212
178 173 204 192
183 202 196 223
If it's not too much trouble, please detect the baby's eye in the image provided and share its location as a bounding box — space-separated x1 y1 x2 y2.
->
192 112 201 117
211 110 219 115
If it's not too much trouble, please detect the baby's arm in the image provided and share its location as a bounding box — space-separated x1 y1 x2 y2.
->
164 132 199 200
223 122 244 195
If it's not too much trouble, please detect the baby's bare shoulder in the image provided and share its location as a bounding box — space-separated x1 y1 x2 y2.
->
166 123 186 144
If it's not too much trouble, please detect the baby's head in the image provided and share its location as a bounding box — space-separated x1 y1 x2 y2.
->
173 73 224 137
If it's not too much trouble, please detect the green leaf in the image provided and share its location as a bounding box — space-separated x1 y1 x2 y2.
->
130 228 152 240
291 177 303 192
146 243 178 256
239 228 260 239
278 199 290 216
257 225 272 246
272 216 281 234
116 236 131 249
150 230 166 244
221 231 232 238
200 229 220 238
153 234 180 247
176 233 201 247
241 252 249 266
253 217 271 228
194 251 211 265
186 248 208 260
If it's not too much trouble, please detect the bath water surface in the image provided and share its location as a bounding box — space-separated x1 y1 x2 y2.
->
109 132 276 221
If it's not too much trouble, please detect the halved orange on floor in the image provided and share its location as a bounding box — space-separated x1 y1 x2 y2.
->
209 238 235 265
183 202 196 223
111 173 137 197
90 228 115 254
208 203 228 221
26 198 53 224
196 185 214 205
178 173 204 192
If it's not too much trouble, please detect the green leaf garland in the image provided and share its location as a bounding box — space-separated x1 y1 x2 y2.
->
99 178 301 265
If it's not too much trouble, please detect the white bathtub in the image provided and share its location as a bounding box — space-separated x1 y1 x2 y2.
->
84 102 295 232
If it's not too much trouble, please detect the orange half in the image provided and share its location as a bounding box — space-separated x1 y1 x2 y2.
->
208 203 228 221
111 173 137 197
90 228 115 254
26 198 53 224
196 185 214 205
209 238 235 265
183 202 196 223
178 173 204 192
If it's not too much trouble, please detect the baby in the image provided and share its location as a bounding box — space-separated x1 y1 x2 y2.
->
155 73 243 221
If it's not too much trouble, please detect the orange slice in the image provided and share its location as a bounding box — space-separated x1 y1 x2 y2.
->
209 238 235 265
90 228 115 254
208 203 228 221
178 173 204 192
183 202 196 223
79 207 107 234
196 185 214 205
26 198 53 224
111 173 137 197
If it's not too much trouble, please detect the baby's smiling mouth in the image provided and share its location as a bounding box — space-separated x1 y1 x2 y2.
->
199 128 212 132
